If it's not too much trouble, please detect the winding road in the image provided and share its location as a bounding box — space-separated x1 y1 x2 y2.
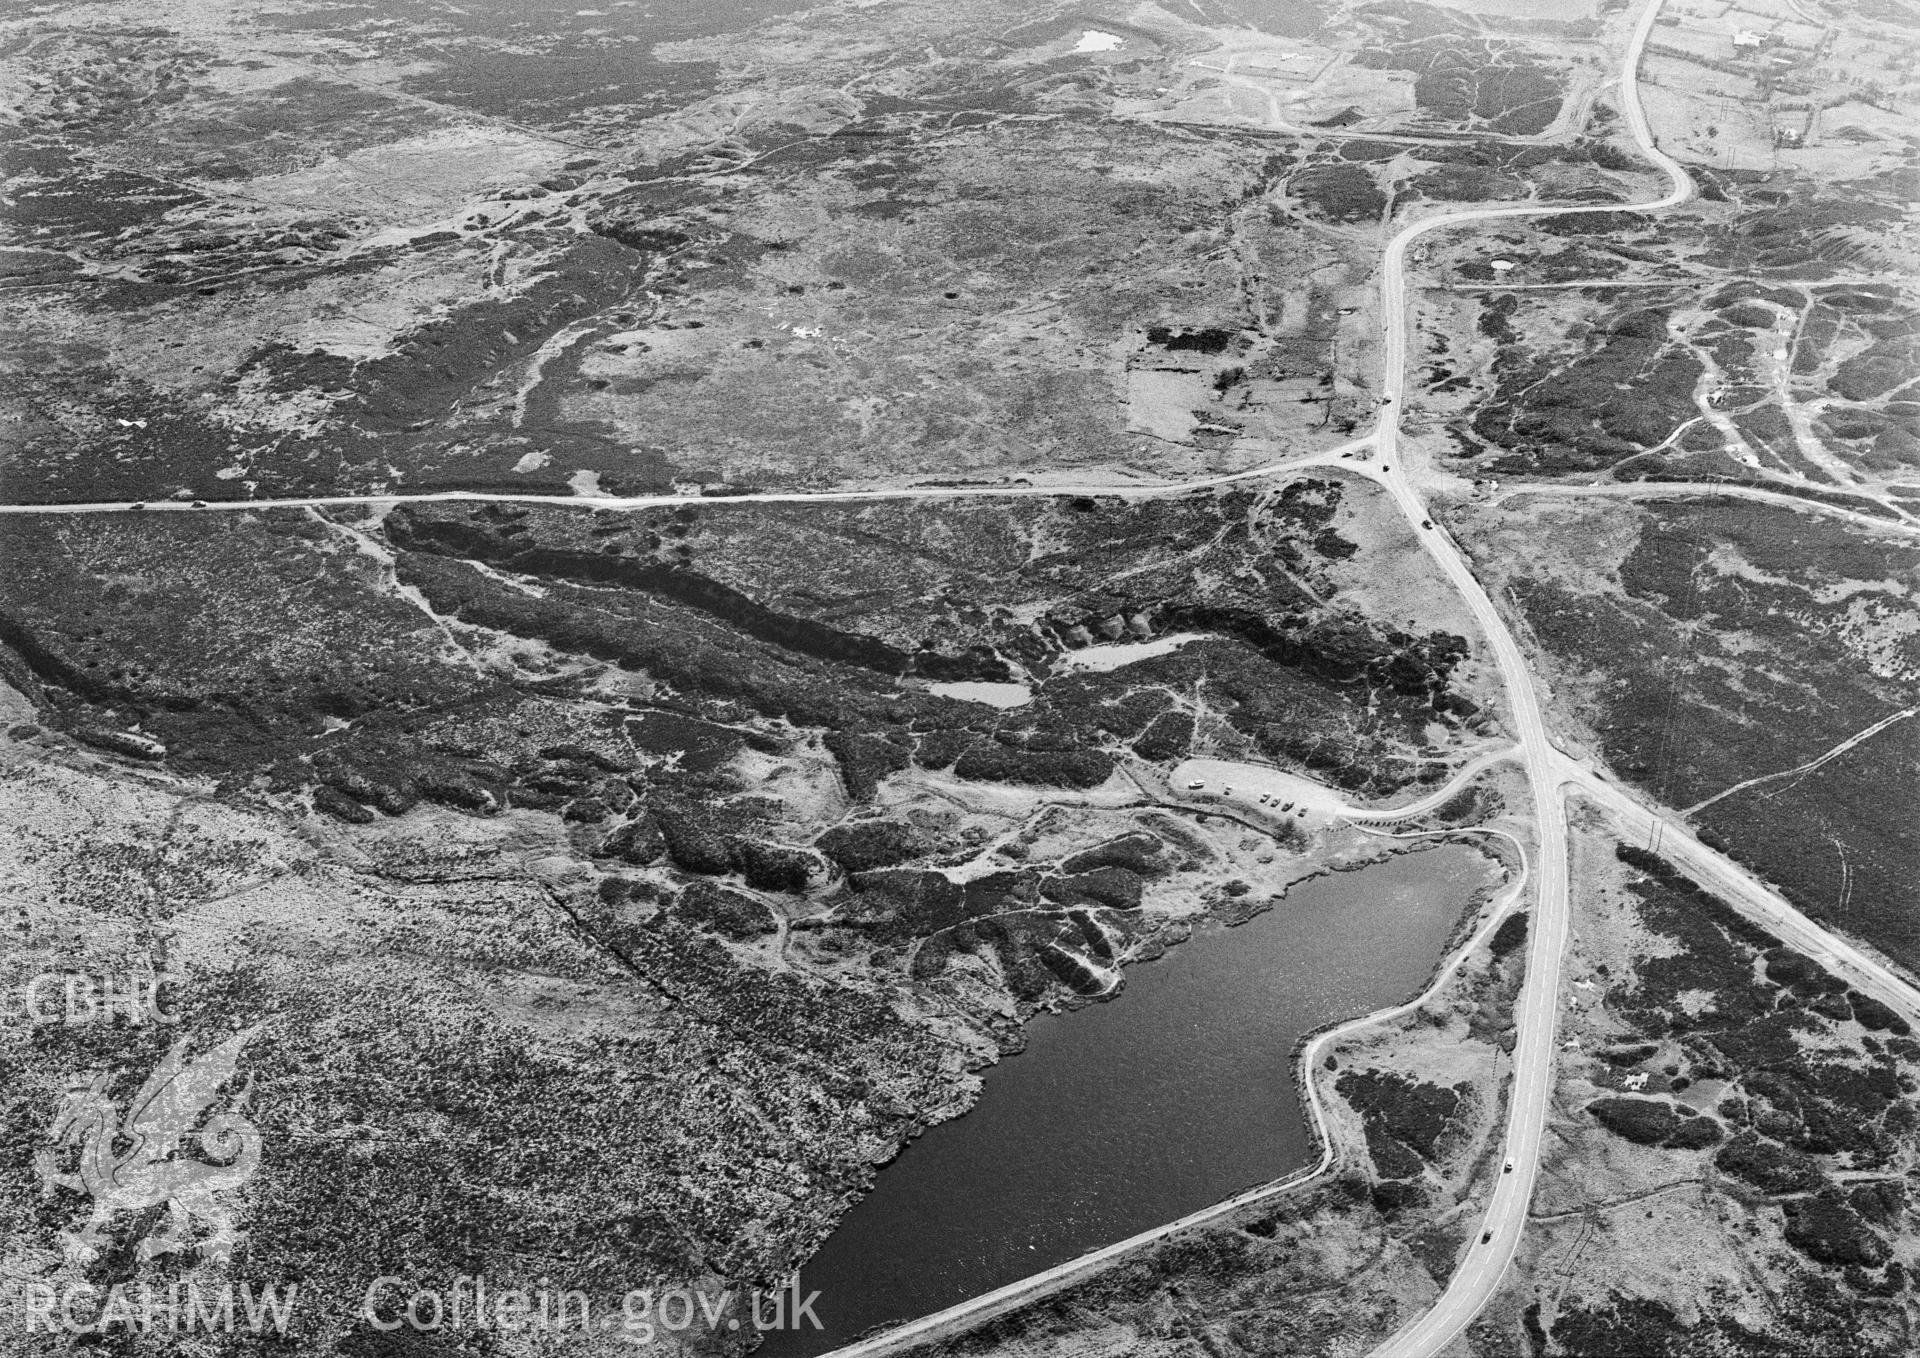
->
1346 5 1920 1349
805 1 1917 1352
790 806 1535 1358
1364 1 1689 1351
3 1 1917 1353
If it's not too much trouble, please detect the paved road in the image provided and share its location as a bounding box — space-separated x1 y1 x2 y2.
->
1341 745 1523 822
0 438 1375 518
1367 1 1694 1352
1160 742 1520 840
1557 757 1920 1026
818 9 1705 1352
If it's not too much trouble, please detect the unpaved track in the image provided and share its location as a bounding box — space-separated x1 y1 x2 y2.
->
1485 479 1920 536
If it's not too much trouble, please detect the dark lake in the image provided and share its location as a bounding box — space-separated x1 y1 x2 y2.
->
761 844 1497 1355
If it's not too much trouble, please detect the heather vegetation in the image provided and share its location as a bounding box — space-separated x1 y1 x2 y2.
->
1464 497 1919 972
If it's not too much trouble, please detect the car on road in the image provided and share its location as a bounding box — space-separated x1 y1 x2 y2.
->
1504 1162 1513 1173
1482 1231 1493 1244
